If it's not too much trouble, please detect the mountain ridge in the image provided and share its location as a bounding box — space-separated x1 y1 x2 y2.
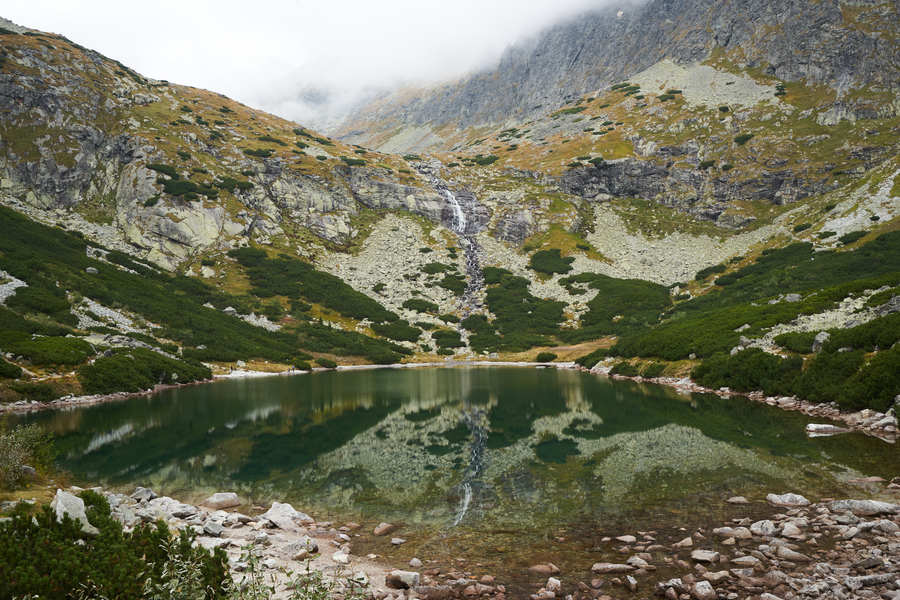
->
332 0 899 152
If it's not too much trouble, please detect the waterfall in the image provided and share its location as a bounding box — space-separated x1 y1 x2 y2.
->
441 188 467 233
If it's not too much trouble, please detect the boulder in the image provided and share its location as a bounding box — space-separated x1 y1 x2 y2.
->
130 486 157 503
750 519 777 537
811 331 830 352
627 555 649 568
203 492 240 510
386 569 420 589
145 496 197 519
705 571 730 584
332 550 350 565
731 555 762 568
774 545 811 561
50 489 99 536
591 563 634 573
828 499 900 516
712 526 751 539
766 493 809 506
692 580 716 600
202 520 224 537
805 423 850 436
284 536 318 559
260 502 312 530
781 522 803 538
690 550 720 563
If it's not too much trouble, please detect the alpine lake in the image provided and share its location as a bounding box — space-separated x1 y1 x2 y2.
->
12 366 899 587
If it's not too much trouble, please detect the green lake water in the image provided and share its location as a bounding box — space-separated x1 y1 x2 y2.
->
11 367 898 580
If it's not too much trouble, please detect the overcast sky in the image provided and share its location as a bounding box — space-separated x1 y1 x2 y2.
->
4 1 609 126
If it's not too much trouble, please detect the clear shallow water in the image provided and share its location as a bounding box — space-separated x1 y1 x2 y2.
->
11 367 898 575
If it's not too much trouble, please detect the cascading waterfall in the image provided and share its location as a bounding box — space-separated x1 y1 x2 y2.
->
442 188 467 234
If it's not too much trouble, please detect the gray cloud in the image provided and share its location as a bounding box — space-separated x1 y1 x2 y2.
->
5 0 612 126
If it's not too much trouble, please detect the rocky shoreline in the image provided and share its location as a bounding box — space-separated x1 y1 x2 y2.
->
23 484 900 600
585 364 899 443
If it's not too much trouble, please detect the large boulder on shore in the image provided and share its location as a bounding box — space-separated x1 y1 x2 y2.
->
50 489 99 536
143 496 198 519
260 501 312 530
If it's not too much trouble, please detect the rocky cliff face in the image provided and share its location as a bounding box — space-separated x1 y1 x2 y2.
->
0 24 447 269
333 0 899 150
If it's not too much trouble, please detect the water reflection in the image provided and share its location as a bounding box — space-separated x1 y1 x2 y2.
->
11 367 896 531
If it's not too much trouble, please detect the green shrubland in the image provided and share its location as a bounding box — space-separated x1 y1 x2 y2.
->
78 347 211 394
529 249 574 275
0 493 228 599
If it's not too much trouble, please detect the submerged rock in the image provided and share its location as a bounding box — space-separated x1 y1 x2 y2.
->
373 522 396 536
204 492 240 510
591 562 634 573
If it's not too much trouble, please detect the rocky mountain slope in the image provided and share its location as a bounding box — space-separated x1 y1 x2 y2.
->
333 0 899 152
0 17 448 270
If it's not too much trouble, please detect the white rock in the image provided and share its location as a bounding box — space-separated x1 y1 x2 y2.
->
130 486 157 502
332 550 350 565
591 563 634 573
50 490 99 536
750 520 778 537
260 502 312 530
828 499 900 516
766 493 809 506
692 580 716 600
627 555 649 568
546 577 562 592
151 497 199 519
204 492 240 510
781 523 803 538
775 545 811 561
731 555 761 568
